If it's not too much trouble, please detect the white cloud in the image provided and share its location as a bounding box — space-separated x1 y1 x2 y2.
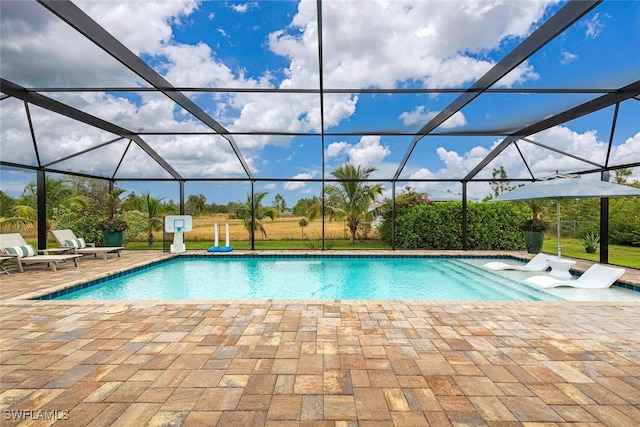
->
326 136 390 168
404 125 640 199
0 90 255 180
272 0 552 90
326 141 349 158
584 12 608 39
1 0 557 153
400 107 467 129
0 1 286 172
162 42 267 89
408 168 436 180
262 0 553 141
494 63 540 87
227 92 325 144
230 2 258 14
423 125 618 183
521 127 608 176
75 0 199 56
611 132 640 173
0 2 140 87
284 172 316 190
560 50 578 65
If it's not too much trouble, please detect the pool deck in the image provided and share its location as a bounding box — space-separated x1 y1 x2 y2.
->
1 250 640 426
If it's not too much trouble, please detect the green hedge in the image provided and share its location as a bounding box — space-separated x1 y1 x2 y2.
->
380 201 529 250
609 198 640 246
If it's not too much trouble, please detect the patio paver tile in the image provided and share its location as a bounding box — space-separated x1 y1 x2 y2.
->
266 394 303 420
1 250 640 425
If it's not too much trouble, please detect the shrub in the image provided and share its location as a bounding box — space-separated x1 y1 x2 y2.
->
467 202 528 250
121 210 148 242
51 207 102 245
609 197 640 246
380 201 528 250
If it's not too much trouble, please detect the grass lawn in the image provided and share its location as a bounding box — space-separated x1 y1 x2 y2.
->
126 238 392 250
542 237 640 269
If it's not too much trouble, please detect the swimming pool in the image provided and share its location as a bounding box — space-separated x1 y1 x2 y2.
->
48 256 562 301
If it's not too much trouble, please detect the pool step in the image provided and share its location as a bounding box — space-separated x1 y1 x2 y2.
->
429 261 527 300
446 259 560 301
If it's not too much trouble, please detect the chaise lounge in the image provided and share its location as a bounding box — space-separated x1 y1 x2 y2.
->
0 256 13 274
0 233 82 273
483 252 551 271
51 229 123 261
524 263 626 289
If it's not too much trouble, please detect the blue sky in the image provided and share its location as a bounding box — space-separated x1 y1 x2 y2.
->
1 0 639 207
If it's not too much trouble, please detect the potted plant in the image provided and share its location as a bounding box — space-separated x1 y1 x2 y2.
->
97 217 128 247
519 218 549 254
97 188 127 246
517 200 549 254
582 233 600 254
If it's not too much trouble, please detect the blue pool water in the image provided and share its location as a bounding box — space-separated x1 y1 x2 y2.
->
50 256 561 301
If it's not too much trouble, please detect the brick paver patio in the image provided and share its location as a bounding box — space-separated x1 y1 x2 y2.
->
1 250 639 426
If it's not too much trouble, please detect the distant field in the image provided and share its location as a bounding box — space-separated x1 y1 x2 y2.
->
22 214 367 242
185 214 362 242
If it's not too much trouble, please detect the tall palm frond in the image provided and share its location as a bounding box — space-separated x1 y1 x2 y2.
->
106 188 126 218
143 192 166 245
4 177 88 240
0 205 38 232
237 192 277 239
310 162 384 244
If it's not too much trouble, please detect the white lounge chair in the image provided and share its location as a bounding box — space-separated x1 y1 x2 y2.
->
524 263 625 289
51 229 123 261
483 252 551 271
0 233 81 273
0 256 13 274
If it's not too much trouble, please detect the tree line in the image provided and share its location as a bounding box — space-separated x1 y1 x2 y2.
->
1 165 637 247
0 162 384 245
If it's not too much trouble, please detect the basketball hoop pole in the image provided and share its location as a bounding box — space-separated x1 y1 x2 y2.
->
165 215 192 254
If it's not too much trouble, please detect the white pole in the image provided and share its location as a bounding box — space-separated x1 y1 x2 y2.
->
556 199 561 259
225 223 230 247
214 223 219 247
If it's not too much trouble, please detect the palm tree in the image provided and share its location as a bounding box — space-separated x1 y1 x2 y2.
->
0 205 37 232
143 193 166 245
527 199 547 220
309 162 384 244
236 192 277 239
0 176 87 235
106 188 126 218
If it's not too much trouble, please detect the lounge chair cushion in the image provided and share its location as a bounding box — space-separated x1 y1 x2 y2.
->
65 238 86 249
4 245 36 258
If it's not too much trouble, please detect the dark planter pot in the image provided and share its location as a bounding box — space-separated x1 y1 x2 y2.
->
524 231 544 254
102 231 124 247
585 246 597 254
